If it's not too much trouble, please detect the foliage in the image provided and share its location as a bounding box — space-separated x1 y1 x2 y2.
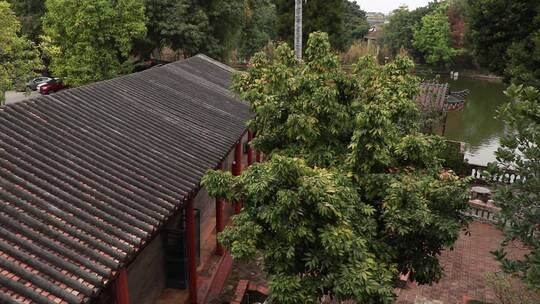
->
505 30 540 88
439 140 468 176
341 42 377 65
341 0 370 48
42 0 146 87
379 3 440 59
484 272 540 304
466 0 540 82
446 1 466 49
138 0 217 59
138 0 244 61
490 85 540 290
7 0 44 43
380 7 415 57
413 5 457 66
205 0 246 61
275 0 346 51
237 0 277 61
203 32 471 302
0 0 42 104
204 156 396 302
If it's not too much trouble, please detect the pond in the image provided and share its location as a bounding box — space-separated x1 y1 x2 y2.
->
442 77 509 166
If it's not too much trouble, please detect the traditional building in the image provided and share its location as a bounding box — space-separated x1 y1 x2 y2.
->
0 55 254 304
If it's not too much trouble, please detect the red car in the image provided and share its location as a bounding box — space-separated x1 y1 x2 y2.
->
39 78 67 95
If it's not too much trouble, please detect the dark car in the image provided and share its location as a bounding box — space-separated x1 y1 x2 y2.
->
26 77 53 91
39 78 67 95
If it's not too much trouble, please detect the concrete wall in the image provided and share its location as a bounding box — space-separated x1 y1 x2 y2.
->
125 131 248 304
127 234 166 304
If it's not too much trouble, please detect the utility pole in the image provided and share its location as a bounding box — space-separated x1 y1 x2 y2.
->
294 0 303 60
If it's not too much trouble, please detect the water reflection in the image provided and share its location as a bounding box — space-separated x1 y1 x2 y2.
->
442 77 508 166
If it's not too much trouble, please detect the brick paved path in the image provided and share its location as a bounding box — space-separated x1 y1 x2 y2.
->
396 221 529 304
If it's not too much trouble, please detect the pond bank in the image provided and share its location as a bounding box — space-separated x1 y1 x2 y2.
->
443 77 508 166
415 66 504 82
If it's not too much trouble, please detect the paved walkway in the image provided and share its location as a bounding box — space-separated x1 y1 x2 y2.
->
4 91 39 105
215 221 530 304
396 221 529 303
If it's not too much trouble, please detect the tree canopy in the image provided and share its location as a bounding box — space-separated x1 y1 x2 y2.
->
467 0 540 85
137 0 216 59
7 0 44 43
341 0 370 48
138 0 245 61
491 84 540 289
275 0 353 51
379 2 440 60
0 0 42 104
203 32 470 302
413 4 457 66
380 6 417 57
237 0 277 61
42 0 147 86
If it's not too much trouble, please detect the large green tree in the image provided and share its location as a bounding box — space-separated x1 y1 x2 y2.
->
0 0 42 104
491 84 540 289
7 0 44 43
138 0 217 59
467 0 540 85
42 0 147 86
380 6 415 56
275 0 346 51
413 4 457 66
341 0 370 48
237 0 277 61
505 30 540 88
206 0 246 60
139 0 244 61
203 32 470 302
380 3 441 59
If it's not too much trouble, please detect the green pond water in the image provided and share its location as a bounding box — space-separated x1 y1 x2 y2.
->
442 77 509 166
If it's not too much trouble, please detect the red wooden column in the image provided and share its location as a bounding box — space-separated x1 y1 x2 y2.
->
247 131 254 166
215 162 225 256
256 151 262 163
186 198 198 304
233 140 243 214
114 268 130 304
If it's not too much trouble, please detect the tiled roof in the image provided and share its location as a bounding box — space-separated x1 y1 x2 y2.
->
416 82 449 114
0 54 252 303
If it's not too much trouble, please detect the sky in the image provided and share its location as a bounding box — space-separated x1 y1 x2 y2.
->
354 0 432 14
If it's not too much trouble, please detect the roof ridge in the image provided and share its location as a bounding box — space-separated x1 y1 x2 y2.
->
193 54 237 74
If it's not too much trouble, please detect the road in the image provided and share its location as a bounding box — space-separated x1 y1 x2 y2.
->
4 91 40 105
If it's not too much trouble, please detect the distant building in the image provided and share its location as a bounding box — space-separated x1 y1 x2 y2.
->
366 12 387 25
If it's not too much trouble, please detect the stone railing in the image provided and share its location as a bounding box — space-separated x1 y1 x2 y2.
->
467 199 500 223
467 163 521 184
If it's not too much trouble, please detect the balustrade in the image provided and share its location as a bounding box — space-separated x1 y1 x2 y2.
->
467 164 520 184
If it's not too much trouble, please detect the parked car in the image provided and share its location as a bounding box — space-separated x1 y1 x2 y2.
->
39 78 67 95
27 77 53 91
36 79 53 91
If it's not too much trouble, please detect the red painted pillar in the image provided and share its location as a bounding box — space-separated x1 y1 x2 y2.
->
233 140 242 176
233 140 243 214
215 162 225 256
114 268 130 304
215 196 225 255
247 131 254 166
186 198 198 304
256 151 262 163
